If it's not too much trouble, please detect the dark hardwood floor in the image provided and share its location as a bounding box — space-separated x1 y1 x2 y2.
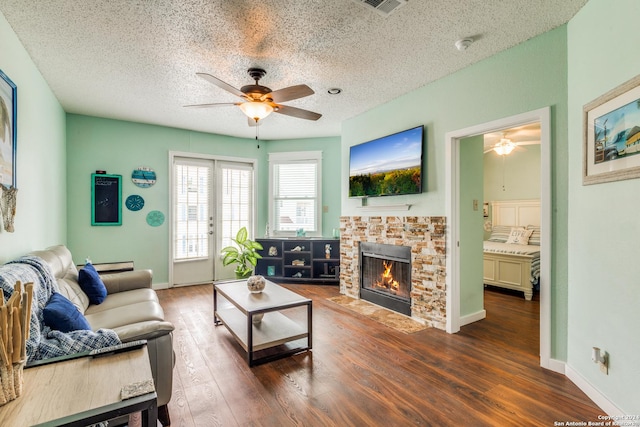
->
155 284 602 426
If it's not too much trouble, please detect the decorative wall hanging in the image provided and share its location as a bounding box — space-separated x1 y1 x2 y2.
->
91 173 122 226
584 73 640 185
0 69 17 188
125 194 145 211
131 166 156 188
0 184 18 232
146 210 164 227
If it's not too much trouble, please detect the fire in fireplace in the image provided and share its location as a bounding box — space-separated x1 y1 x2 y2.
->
359 242 411 315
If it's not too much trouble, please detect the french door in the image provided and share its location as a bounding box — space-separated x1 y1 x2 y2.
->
172 157 215 286
171 154 255 286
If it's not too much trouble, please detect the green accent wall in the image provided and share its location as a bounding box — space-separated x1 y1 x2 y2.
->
484 145 541 202
342 26 569 359
459 136 484 317
66 114 340 284
0 11 66 263
567 0 640 413
66 115 265 283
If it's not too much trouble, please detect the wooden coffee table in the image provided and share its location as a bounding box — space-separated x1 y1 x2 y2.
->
213 279 312 366
0 346 157 426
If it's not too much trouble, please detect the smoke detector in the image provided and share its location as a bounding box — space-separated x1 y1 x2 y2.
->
455 38 474 51
351 0 408 17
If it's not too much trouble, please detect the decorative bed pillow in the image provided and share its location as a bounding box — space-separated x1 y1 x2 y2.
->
527 225 541 245
78 262 107 305
43 293 92 332
488 225 512 243
506 227 533 245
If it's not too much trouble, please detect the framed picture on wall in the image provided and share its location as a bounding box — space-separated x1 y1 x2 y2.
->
0 69 17 188
91 173 122 225
584 73 640 185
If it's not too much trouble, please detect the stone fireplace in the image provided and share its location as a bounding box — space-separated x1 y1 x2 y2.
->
339 216 446 330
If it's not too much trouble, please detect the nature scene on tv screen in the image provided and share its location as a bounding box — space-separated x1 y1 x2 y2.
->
349 127 422 197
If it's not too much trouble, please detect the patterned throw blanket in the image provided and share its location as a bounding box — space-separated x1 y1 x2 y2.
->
0 255 120 363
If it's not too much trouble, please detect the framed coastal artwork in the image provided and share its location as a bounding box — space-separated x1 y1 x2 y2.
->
584 74 640 185
0 69 17 188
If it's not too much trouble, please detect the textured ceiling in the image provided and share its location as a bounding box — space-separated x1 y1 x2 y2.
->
0 0 587 140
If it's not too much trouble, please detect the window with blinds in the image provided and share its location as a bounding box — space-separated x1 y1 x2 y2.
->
174 161 211 259
220 163 254 249
269 151 322 236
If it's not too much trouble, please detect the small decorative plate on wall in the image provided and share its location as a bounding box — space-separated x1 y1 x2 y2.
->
146 210 165 227
125 194 145 211
132 167 156 188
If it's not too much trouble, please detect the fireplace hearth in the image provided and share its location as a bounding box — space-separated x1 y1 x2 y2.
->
359 242 411 315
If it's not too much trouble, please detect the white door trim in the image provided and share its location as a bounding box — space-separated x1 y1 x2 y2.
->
445 107 553 370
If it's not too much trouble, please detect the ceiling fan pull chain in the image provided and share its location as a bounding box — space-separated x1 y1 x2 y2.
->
255 120 260 148
502 155 506 191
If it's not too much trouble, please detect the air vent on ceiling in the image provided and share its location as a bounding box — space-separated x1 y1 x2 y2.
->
352 0 408 17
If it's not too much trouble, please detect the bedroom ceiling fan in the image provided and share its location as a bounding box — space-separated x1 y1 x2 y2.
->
485 135 520 155
483 129 540 155
185 68 322 126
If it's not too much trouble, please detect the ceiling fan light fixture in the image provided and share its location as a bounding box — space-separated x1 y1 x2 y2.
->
494 138 516 155
239 101 274 121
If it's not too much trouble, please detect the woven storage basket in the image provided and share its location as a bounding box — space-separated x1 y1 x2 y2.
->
0 362 24 406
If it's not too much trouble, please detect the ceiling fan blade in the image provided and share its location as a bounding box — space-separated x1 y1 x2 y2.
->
274 105 322 121
515 140 540 146
196 73 246 99
267 84 315 103
183 102 239 108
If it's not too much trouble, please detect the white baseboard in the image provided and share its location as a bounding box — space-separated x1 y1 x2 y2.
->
459 309 486 326
543 357 566 375
152 282 169 290
565 364 623 417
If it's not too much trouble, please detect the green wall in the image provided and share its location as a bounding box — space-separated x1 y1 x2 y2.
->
567 0 640 413
66 115 262 283
66 114 340 284
0 11 67 263
342 27 569 359
484 145 541 202
459 136 484 318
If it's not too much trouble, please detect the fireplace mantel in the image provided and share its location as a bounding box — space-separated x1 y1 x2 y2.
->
356 204 412 212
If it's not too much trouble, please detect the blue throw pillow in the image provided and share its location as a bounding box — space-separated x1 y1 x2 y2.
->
43 293 92 332
78 262 107 305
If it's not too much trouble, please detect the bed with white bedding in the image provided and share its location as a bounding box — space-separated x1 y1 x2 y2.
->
483 200 541 300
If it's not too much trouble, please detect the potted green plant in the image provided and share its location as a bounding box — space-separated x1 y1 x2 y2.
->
220 227 263 279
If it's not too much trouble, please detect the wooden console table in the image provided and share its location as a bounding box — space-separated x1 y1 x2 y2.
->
0 346 157 426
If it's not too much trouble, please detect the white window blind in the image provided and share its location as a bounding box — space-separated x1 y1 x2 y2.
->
269 151 322 235
220 162 254 249
174 161 211 260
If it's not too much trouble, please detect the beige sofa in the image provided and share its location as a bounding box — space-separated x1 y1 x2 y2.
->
30 245 175 426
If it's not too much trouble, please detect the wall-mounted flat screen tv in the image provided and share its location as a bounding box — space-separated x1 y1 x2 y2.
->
349 125 423 198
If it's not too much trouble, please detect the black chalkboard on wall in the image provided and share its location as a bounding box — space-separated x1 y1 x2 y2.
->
91 173 122 226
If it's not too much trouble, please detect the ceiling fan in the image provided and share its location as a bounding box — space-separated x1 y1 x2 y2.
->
484 128 540 155
185 68 322 126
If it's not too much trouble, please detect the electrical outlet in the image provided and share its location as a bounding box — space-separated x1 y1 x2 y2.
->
473 199 478 211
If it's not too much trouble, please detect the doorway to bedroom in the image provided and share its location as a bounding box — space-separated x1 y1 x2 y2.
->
445 107 553 371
